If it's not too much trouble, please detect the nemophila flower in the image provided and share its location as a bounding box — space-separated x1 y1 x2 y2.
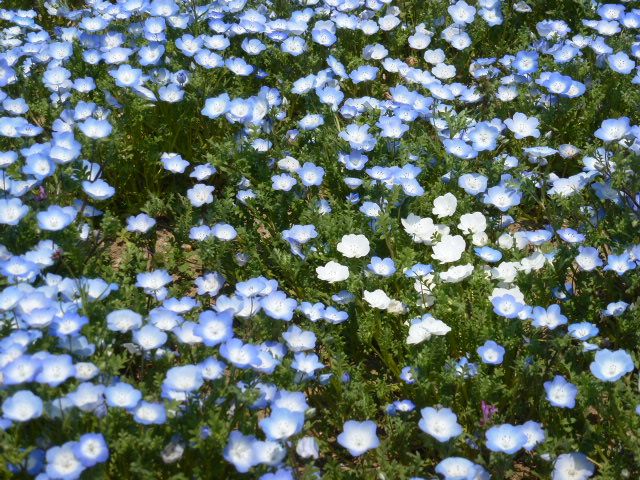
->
194 310 233 347
297 162 324 187
453 357 478 378
281 36 307 56
407 314 451 344
81 179 115 200
271 174 297 191
575 246 603 271
0 197 29 225
557 228 585 243
66 382 105 412
45 442 85 480
530 304 567 330
126 213 156 233
135 269 172 294
73 433 108 467
544 375 578 408
474 246 502 263
603 301 629 317
161 153 189 173
78 118 112 139
492 294 525 319
133 401 166 425
485 423 527 454
339 124 377 151
261 291 297 321
607 52 635 74
186 184 215 207
291 352 324 378
604 252 635 275
201 93 230 119
296 437 319 459
2 390 43 422
133 324 167 350
552 452 595 480
35 354 75 387
458 173 488 195
199 357 226 381
377 116 409 139
440 264 474 283
3 354 40 385
419 407 463 442
37 205 76 231
220 339 259 369
282 325 316 352
105 382 141 409
477 340 505 365
363 289 392 310
432 193 457 218
435 457 484 480
504 112 540 139
211 223 237 241
337 234 370 258
519 420 546 451
483 185 522 211
367 257 396 277
106 309 142 333
224 431 258 473
590 349 635 382
259 407 305 441
109 64 142 88
322 306 349 324
162 365 204 397
443 138 477 159
568 322 599 341
337 420 380 457
594 117 630 142
432 235 466 263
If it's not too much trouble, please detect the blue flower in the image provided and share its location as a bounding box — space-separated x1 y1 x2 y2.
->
492 294 525 319
544 375 578 408
337 420 380 456
590 349 635 382
485 424 527 454
2 390 43 422
594 117 630 142
224 431 258 473
530 304 567 330
477 340 505 365
73 433 109 467
419 407 463 442
45 442 85 480
104 382 141 409
259 407 305 441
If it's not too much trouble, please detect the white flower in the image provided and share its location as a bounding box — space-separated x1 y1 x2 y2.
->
386 299 407 314
277 156 300 172
337 234 370 258
407 314 451 344
471 231 489 246
552 453 594 480
520 252 547 273
432 192 457 218
490 286 526 304
402 213 438 244
497 232 514 249
363 289 391 309
458 212 486 234
431 235 466 263
490 261 521 283
440 264 474 283
316 261 349 283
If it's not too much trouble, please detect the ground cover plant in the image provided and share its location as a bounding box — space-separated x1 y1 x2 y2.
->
0 0 639 478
